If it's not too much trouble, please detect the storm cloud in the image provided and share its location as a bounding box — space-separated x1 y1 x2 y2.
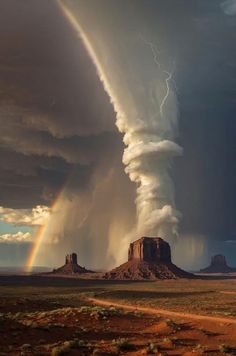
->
0 0 136 268
0 0 236 269
221 0 236 15
0 0 125 208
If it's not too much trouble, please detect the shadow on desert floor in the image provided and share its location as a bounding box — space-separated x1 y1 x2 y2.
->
98 289 215 299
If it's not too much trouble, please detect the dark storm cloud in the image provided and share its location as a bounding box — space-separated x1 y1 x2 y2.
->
167 0 236 243
0 0 236 268
62 0 236 245
115 0 236 243
0 0 121 209
222 0 236 15
0 148 71 208
0 116 120 165
0 0 115 136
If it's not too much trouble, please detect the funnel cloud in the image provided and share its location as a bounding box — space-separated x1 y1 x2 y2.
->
0 0 236 270
59 0 183 244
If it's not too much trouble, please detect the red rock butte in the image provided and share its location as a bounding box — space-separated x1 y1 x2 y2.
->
52 253 92 275
200 254 236 273
104 236 193 280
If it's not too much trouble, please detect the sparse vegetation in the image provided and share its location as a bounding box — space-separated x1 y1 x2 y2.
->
165 318 181 331
51 339 86 356
195 343 207 352
146 342 160 354
20 344 32 351
51 346 68 356
80 305 123 319
1 278 236 355
219 344 233 353
112 338 135 351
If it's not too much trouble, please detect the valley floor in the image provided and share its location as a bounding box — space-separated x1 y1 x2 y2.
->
0 276 236 355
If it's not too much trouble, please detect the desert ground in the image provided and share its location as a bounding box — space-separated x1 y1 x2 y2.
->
1 276 236 355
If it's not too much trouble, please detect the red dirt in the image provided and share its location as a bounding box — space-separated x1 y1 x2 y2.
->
87 297 236 354
1 290 236 355
88 296 236 325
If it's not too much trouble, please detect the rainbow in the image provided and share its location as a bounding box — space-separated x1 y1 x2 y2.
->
25 1 121 272
25 186 65 272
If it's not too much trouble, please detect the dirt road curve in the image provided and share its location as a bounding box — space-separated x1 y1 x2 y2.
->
88 297 236 325
220 291 236 295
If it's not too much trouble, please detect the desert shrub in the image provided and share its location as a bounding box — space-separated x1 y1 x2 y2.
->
165 319 181 331
79 305 122 319
195 344 207 352
51 339 86 355
219 344 233 353
146 342 159 354
112 338 135 351
195 344 202 349
51 346 68 356
21 344 31 351
170 337 191 346
63 339 84 348
52 323 66 328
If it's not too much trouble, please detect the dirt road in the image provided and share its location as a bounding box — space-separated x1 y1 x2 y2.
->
88 297 236 325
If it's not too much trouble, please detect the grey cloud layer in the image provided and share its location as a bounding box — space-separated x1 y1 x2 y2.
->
0 0 236 269
0 1 136 269
0 0 123 209
222 0 236 15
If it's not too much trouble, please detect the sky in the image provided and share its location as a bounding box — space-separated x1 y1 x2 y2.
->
0 0 236 270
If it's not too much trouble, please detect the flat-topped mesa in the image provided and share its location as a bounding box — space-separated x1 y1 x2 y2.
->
52 252 92 275
104 237 194 280
128 237 171 263
200 254 235 273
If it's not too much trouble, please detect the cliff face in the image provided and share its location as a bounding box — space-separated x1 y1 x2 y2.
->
200 254 235 273
128 237 171 263
104 237 193 280
65 253 78 265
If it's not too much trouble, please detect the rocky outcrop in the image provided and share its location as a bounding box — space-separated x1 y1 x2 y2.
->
52 253 92 275
128 237 171 263
200 254 235 273
104 237 193 280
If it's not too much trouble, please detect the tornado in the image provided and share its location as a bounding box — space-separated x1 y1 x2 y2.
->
58 0 183 243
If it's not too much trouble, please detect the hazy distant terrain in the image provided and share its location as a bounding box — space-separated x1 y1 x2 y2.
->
0 267 51 275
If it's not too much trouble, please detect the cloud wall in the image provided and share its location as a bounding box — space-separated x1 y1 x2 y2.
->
59 0 182 247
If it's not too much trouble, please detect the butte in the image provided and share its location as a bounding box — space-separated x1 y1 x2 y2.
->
104 237 194 280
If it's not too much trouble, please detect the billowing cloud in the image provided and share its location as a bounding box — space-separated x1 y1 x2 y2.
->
0 206 50 226
0 232 32 244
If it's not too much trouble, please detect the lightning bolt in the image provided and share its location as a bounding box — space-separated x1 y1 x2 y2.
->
141 36 175 117
160 68 172 117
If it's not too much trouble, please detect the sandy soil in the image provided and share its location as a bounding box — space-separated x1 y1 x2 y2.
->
0 276 236 355
88 296 236 325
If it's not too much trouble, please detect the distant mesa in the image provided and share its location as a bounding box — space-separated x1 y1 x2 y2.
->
52 253 92 275
104 237 194 280
200 254 235 273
